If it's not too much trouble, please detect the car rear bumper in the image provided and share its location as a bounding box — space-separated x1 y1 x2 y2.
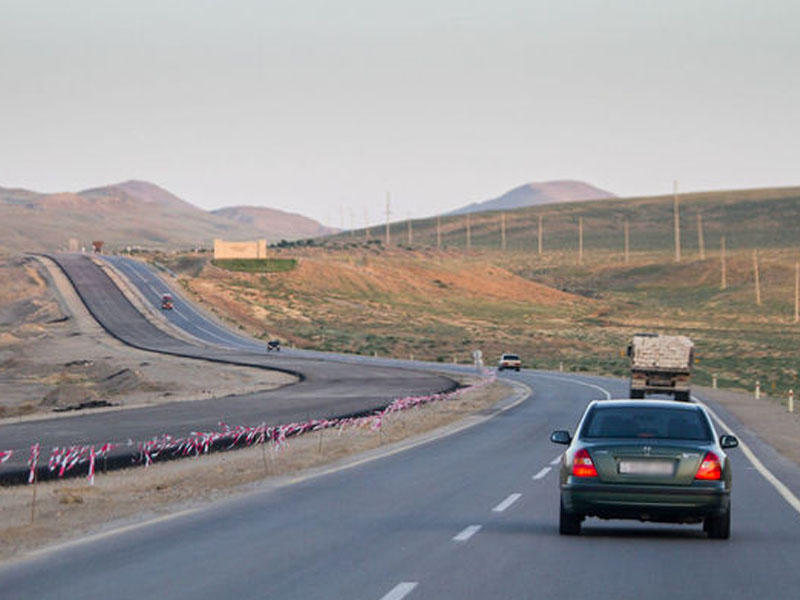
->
562 481 729 521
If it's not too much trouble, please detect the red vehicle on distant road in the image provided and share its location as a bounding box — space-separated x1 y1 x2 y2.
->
160 294 174 310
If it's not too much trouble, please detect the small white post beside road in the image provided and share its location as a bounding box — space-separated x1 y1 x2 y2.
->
789 389 794 413
473 349 484 374
755 380 761 400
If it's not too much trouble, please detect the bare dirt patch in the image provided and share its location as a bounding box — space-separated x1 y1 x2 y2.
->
0 379 512 562
701 386 800 466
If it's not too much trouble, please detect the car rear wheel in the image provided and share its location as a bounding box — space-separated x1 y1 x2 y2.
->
559 501 582 535
705 507 731 539
675 391 690 402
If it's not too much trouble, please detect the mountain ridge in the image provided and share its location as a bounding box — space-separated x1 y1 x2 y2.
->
0 180 332 253
448 180 615 215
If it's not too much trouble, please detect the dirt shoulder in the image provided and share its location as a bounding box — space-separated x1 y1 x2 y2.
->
0 255 295 421
700 386 800 466
0 378 513 562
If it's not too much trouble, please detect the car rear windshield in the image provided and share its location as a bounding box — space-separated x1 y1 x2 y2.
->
502 355 519 360
580 406 712 441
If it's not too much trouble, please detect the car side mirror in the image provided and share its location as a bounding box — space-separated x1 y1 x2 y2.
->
550 430 571 445
720 434 739 449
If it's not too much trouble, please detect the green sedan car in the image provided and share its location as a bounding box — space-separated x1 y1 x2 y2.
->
550 399 738 539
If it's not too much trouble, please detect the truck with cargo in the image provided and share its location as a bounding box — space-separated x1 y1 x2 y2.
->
627 334 694 401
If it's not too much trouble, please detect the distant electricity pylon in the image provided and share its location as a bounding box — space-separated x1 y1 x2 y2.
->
385 192 391 246
697 213 705 259
673 180 681 263
624 218 630 263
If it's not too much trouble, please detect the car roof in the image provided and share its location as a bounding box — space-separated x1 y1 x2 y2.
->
588 399 702 411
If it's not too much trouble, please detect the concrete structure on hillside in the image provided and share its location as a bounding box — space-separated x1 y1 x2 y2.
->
213 239 268 259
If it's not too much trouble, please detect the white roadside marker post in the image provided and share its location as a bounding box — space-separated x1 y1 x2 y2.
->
712 374 718 389
789 390 794 413
755 380 761 400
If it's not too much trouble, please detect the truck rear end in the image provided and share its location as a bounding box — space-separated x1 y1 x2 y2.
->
628 334 693 401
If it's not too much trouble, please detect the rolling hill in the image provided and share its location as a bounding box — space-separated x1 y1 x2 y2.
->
0 180 333 253
338 186 800 256
212 206 337 240
448 180 615 215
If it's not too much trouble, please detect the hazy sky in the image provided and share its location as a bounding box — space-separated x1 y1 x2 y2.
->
1 1 798 226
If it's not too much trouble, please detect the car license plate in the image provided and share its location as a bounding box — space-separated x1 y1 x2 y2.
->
618 460 674 476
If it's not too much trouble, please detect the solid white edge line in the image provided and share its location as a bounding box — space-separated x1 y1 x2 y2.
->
453 525 482 542
492 493 522 512
534 373 613 400
379 582 418 600
533 467 551 480
693 395 800 516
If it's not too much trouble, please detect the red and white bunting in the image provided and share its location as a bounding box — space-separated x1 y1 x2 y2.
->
28 443 40 484
87 446 96 485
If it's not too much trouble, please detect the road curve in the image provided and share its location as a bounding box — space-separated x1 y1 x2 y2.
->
0 254 455 476
3 370 800 599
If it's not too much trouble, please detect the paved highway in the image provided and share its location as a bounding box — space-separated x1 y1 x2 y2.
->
3 370 800 599
0 254 455 474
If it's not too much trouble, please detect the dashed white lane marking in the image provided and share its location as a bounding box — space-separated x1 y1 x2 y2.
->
453 525 482 542
533 467 551 480
550 455 562 465
379 582 418 600
492 493 522 513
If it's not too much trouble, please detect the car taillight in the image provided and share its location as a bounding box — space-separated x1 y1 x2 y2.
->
572 448 598 478
695 451 722 480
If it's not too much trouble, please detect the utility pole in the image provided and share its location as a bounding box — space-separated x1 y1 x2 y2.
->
385 192 391 246
624 218 630 263
794 259 800 323
794 258 799 323
364 208 370 240
436 215 442 250
466 213 471 250
753 249 761 306
697 213 705 259
720 236 727 290
501 213 507 251
537 215 543 255
578 216 584 264
407 216 413 246
673 180 681 263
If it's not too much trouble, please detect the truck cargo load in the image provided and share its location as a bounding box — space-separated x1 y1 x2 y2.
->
627 334 694 401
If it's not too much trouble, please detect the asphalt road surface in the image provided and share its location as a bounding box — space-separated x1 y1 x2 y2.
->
0 254 455 471
3 370 800 599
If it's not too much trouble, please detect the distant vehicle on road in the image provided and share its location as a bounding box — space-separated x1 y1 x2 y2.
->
627 333 693 401
497 353 521 372
266 339 281 352
160 294 173 310
550 399 737 538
